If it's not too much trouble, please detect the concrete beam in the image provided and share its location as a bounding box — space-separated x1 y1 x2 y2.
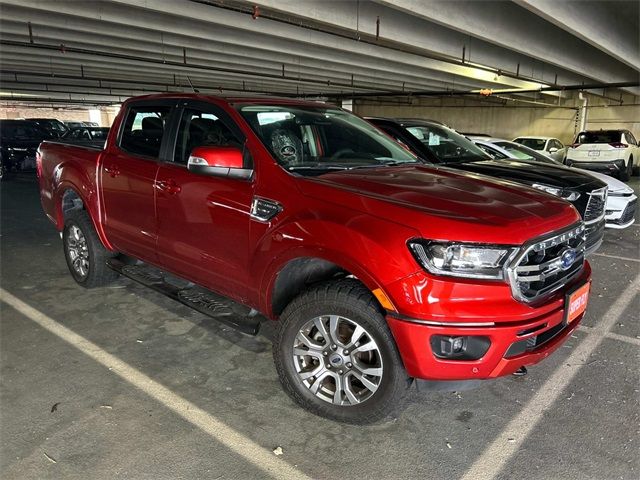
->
245 0 592 88
2 0 547 92
517 0 640 71
376 0 638 83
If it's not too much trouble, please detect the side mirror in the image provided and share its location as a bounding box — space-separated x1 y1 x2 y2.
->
548 147 558 153
187 146 252 180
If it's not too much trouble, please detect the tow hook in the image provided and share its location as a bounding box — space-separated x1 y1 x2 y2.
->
513 366 528 377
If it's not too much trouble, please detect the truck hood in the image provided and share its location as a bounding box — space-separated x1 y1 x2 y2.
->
447 158 601 191
303 165 580 245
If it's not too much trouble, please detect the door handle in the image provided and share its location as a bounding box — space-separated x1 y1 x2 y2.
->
104 165 120 177
155 179 181 195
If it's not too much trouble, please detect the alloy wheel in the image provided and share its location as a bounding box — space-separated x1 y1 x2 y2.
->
292 314 384 406
66 224 90 279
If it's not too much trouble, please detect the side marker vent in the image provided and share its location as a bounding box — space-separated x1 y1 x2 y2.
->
250 197 282 222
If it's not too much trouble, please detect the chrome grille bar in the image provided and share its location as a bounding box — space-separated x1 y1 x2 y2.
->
507 223 586 303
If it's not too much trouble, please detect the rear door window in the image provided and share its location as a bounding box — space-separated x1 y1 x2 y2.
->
623 131 637 145
119 106 171 158
515 138 546 150
576 131 623 144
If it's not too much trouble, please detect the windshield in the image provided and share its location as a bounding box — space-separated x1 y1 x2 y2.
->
403 123 489 163
493 141 557 164
575 130 622 144
513 138 546 150
237 105 419 174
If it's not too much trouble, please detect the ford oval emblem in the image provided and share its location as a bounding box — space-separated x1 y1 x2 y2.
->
281 145 296 157
560 248 577 270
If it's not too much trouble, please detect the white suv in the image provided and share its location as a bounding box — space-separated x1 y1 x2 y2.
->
565 129 639 181
512 136 566 162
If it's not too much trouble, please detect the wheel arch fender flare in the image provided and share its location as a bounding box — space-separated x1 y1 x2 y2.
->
259 245 392 319
55 179 114 251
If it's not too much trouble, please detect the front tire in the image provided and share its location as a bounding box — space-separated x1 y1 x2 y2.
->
274 279 409 424
63 209 118 288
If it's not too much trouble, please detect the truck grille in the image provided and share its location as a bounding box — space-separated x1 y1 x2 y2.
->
584 187 607 222
507 223 586 303
584 219 605 255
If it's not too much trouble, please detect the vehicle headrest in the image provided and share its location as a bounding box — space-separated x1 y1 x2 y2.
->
190 118 229 145
142 116 163 132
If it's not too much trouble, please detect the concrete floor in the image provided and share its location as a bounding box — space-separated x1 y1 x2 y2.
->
1 174 638 480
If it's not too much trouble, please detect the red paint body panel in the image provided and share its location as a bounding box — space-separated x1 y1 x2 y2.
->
38 93 591 382
386 263 590 379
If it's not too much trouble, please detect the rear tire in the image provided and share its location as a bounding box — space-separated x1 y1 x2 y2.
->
619 158 632 181
274 279 410 424
63 209 118 288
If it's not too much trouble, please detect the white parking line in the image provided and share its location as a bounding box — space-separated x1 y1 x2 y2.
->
592 253 640 263
459 273 640 480
0 288 311 480
579 325 640 347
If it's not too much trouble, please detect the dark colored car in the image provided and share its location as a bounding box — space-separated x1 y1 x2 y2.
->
0 120 52 179
368 117 607 255
61 127 110 148
63 121 90 129
26 118 69 138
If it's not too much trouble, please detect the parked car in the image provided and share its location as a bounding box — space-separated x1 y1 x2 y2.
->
472 137 637 230
63 121 90 129
26 118 69 138
565 129 639 181
0 119 52 180
38 94 592 423
61 126 110 148
513 136 567 163
368 118 607 254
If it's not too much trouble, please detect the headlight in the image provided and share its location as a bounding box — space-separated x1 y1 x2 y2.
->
408 240 518 280
531 183 580 201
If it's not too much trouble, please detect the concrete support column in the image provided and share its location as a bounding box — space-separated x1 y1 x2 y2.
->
88 109 101 126
341 99 353 111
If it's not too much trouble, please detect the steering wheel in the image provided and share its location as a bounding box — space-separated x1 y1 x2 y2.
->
330 148 355 161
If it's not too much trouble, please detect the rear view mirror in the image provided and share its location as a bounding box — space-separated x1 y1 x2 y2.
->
187 146 253 180
548 147 559 153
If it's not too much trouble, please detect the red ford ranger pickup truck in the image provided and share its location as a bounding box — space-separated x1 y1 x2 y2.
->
38 94 591 423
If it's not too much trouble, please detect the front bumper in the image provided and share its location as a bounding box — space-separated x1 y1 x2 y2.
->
384 262 591 380
605 195 637 229
565 158 625 174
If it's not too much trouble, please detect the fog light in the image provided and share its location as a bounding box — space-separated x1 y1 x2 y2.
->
444 336 465 355
431 335 491 360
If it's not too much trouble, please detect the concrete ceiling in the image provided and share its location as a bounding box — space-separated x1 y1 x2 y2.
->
0 0 638 106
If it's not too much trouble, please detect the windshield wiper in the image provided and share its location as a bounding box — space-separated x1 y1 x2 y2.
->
287 164 350 171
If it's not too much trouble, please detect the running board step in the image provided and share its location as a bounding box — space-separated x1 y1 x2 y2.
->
107 258 261 335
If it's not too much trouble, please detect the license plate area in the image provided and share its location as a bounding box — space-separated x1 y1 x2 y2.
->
565 282 590 325
588 150 600 157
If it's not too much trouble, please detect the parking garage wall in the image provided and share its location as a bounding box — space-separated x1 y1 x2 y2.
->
354 92 639 144
0 106 91 122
